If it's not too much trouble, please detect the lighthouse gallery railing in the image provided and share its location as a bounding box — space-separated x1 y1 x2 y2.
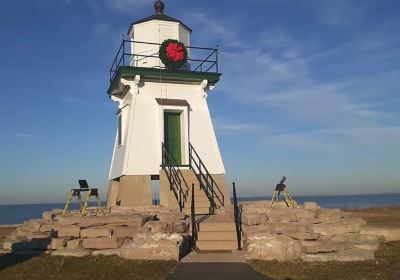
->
109 40 219 84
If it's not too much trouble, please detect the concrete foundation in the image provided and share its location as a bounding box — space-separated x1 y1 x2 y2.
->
107 175 152 207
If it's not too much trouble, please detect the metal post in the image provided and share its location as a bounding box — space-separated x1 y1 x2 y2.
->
191 183 196 248
233 182 242 250
216 45 219 73
122 40 125 66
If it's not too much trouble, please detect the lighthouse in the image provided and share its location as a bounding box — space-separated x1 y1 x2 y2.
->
106 1 230 213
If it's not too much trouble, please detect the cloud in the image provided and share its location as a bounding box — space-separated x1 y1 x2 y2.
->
15 133 39 140
214 121 266 134
105 0 153 10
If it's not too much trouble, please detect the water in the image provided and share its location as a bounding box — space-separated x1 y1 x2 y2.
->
0 194 399 225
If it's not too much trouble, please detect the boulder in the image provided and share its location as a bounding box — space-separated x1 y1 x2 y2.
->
241 214 266 226
302 202 319 210
51 249 90 257
157 212 186 222
301 248 375 262
246 233 302 261
80 228 112 238
82 237 120 249
360 227 400 241
289 232 320 241
145 221 168 233
170 221 188 233
66 239 82 249
301 240 349 253
47 238 68 250
55 226 81 238
119 233 189 261
312 222 361 236
92 249 120 257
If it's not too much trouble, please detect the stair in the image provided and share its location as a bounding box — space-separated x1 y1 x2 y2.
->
183 183 213 215
195 215 238 251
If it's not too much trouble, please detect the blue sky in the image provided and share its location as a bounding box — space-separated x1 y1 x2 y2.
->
0 0 399 204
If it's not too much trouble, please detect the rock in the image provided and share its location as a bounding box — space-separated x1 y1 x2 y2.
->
55 226 81 238
57 214 146 228
312 222 361 236
119 233 188 261
66 239 82 249
92 249 120 256
170 222 188 233
80 228 112 238
316 209 344 220
47 238 68 250
82 238 120 249
353 242 380 251
3 241 32 251
112 226 137 238
42 210 62 221
51 249 90 257
241 214 266 226
302 202 319 210
268 213 298 223
290 232 320 241
25 219 46 231
301 240 349 253
301 248 375 262
360 227 400 241
145 221 168 233
39 224 55 233
157 212 185 222
246 233 302 261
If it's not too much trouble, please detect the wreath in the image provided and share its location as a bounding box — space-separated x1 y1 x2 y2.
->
159 39 188 69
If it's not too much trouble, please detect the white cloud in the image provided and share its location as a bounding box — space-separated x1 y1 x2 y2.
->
214 121 266 134
105 0 152 10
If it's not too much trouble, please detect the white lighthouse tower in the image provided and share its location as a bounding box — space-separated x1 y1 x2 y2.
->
106 1 230 213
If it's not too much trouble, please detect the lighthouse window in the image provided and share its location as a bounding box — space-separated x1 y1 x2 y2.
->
117 114 122 146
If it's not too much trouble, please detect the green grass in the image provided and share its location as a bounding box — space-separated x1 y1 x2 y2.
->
0 254 177 280
249 241 400 280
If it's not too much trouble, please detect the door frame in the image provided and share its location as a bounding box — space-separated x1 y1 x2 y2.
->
160 105 189 166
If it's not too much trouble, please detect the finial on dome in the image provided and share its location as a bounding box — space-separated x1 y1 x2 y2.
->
154 0 165 15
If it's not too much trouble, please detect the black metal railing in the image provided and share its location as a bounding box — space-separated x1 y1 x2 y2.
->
109 40 219 84
189 143 225 213
190 183 198 248
161 143 190 211
232 182 243 250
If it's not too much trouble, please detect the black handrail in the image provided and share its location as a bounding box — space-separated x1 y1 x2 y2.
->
109 40 219 84
233 182 243 250
190 183 197 248
161 143 190 211
188 143 225 212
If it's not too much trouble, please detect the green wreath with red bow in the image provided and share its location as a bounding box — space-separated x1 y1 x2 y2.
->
159 39 188 69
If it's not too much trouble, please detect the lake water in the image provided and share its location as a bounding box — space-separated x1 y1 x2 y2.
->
1 194 399 225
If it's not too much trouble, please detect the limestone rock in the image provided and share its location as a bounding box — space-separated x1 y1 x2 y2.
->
246 233 302 261
301 248 375 262
47 238 68 250
301 240 349 253
80 228 112 238
145 221 168 233
312 222 361 236
92 249 120 257
157 212 186 222
55 226 81 238
302 202 319 210
290 232 320 241
241 214 266 226
82 237 120 249
360 227 400 241
66 239 82 249
119 233 189 261
51 249 90 257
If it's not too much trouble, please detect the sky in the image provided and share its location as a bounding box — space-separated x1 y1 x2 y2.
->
0 0 399 204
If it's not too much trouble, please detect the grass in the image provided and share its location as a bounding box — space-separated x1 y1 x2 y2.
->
249 241 400 280
0 254 177 280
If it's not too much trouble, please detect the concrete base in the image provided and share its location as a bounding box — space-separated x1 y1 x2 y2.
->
106 176 152 207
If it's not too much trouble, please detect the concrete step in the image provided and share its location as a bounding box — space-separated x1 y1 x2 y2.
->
198 231 237 241
196 240 238 251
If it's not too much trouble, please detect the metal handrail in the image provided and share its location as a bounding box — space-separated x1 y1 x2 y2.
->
109 40 219 84
233 182 243 250
161 143 190 211
190 183 198 248
188 143 225 211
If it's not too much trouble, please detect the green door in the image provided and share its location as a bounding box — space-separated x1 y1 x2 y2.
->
164 112 182 165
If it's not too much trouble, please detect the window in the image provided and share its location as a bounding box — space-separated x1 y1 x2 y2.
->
117 114 122 146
